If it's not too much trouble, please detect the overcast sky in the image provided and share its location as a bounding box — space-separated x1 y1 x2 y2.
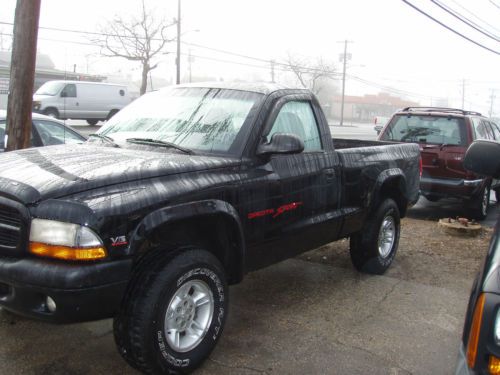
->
1 0 499 115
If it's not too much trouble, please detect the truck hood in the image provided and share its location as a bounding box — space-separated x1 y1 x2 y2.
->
0 144 239 204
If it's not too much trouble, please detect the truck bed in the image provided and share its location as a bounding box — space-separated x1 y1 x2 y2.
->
332 138 395 149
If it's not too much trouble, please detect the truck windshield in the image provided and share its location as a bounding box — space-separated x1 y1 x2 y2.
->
35 81 66 96
98 87 262 154
380 115 466 146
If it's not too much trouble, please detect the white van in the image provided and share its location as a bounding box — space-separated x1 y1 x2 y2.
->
33 80 131 125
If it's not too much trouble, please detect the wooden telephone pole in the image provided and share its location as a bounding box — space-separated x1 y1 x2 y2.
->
6 0 41 151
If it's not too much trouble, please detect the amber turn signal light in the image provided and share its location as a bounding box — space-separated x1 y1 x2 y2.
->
29 242 107 261
466 293 486 369
489 356 500 374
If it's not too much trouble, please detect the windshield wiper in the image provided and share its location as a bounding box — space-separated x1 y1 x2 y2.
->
88 133 120 148
126 138 193 154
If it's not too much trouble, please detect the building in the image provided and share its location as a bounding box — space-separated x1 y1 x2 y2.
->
327 92 420 123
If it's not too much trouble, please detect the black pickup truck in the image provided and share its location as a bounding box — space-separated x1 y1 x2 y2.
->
0 83 420 374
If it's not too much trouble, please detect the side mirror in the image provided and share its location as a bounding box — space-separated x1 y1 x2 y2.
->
374 125 383 135
60 91 67 98
256 133 305 156
464 140 500 179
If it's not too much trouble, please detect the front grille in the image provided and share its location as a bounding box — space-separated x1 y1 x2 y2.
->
0 205 22 249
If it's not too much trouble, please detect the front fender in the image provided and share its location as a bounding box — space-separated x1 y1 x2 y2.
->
129 199 246 282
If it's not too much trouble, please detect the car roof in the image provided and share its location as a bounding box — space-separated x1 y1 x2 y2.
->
0 109 67 124
172 81 306 95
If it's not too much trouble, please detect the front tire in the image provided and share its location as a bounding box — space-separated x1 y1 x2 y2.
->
114 248 228 374
468 185 490 220
349 198 401 275
44 108 59 119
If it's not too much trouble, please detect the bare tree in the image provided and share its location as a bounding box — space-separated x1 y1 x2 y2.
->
284 53 337 95
92 0 176 95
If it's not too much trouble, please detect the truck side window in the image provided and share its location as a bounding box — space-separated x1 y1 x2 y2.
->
489 121 500 140
61 84 77 98
268 101 322 151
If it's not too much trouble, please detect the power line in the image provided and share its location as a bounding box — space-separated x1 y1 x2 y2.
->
490 0 500 11
430 0 500 42
448 0 500 33
401 0 500 55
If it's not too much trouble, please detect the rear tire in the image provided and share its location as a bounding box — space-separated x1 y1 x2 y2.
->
350 198 400 275
114 248 228 374
468 185 490 220
86 119 99 126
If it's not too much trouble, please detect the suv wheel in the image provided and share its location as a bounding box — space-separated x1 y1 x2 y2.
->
469 185 490 220
114 248 228 374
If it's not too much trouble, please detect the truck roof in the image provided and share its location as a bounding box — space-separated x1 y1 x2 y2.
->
175 81 306 94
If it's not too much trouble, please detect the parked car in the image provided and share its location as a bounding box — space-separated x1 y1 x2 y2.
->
378 107 500 219
456 139 500 375
32 80 131 125
0 110 86 151
0 83 420 374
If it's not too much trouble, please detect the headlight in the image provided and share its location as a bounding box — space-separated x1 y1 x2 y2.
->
29 219 106 261
32 101 41 110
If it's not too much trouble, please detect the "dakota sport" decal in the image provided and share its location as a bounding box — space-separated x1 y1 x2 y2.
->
247 202 303 220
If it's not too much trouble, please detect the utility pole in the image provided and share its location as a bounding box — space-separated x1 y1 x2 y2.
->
176 0 181 85
6 0 41 151
490 89 496 117
338 40 352 126
270 60 275 83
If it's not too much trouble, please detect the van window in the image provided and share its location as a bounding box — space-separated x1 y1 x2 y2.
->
35 81 65 96
119 89 125 96
61 84 77 98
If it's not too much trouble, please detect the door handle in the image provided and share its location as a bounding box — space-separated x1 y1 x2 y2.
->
325 169 336 181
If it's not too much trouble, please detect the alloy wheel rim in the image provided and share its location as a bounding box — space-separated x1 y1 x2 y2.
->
482 189 489 216
378 215 396 258
164 279 214 353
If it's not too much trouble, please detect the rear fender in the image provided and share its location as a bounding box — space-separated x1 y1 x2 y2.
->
371 169 408 217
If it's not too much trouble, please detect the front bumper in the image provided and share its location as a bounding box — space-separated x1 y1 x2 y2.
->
0 257 132 323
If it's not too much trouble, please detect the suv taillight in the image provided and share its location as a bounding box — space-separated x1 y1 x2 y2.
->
419 157 423 177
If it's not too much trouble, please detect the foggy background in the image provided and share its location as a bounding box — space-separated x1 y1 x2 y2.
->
0 0 498 120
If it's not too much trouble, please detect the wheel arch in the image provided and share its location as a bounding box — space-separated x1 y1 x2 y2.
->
372 169 408 217
128 200 246 284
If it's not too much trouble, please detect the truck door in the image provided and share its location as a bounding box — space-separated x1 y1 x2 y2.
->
245 98 341 269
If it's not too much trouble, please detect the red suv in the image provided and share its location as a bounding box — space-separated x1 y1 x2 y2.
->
378 107 500 219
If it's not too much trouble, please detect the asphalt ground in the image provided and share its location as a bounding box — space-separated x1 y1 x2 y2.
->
0 120 489 374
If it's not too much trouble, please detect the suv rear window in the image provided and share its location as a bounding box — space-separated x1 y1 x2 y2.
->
380 114 466 146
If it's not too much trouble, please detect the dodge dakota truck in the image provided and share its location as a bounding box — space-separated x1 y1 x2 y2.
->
0 83 420 374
